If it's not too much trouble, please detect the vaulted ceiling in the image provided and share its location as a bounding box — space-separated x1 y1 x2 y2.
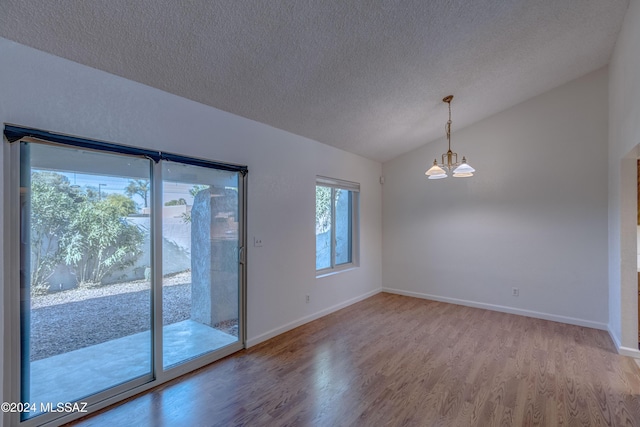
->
0 1 629 162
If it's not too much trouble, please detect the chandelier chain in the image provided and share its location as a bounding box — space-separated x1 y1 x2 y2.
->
425 94 475 179
445 97 452 152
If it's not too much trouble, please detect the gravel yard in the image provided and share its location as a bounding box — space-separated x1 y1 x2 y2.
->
29 272 236 361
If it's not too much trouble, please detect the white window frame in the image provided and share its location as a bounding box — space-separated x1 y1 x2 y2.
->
315 176 360 277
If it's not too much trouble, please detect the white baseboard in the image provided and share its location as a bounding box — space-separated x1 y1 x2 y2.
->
607 324 640 358
608 325 622 349
246 288 382 348
618 346 640 358
382 287 608 331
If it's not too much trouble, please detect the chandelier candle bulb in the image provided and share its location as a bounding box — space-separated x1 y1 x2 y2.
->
425 95 475 179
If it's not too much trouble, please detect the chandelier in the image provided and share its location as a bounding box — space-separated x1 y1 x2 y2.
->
425 95 475 179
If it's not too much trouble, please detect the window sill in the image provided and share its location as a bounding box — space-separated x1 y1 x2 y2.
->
316 265 357 278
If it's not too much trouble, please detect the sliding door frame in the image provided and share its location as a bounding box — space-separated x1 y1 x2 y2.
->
2 127 248 427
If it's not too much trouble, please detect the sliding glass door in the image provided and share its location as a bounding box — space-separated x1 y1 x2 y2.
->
19 142 153 420
161 161 241 368
7 127 246 426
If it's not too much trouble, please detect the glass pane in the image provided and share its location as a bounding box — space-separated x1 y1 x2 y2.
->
162 162 240 368
20 142 152 420
316 186 332 270
335 189 352 265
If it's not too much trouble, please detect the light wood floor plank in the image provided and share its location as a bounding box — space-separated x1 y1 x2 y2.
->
67 293 640 426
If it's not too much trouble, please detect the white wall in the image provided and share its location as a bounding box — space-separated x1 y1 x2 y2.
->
0 38 382 412
608 0 640 355
382 67 609 328
636 226 640 272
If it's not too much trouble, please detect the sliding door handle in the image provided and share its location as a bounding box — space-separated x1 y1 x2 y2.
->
238 246 246 265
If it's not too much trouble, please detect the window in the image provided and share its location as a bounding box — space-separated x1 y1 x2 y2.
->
316 176 359 274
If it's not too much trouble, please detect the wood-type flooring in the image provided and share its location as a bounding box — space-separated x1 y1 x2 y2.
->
68 292 640 426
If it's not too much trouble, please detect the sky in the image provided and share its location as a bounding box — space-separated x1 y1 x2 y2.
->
51 171 199 210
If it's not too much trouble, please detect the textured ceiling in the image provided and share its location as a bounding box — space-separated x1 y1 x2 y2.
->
0 0 629 162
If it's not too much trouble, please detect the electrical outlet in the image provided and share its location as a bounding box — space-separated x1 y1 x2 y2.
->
305 295 310 303
512 287 519 297
253 237 263 247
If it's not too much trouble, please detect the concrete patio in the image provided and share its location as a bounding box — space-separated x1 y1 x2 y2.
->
27 319 237 414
